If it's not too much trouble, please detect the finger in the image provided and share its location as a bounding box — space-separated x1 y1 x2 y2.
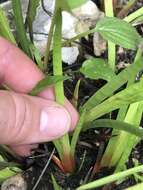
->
0 37 79 130
0 90 71 145
10 144 38 156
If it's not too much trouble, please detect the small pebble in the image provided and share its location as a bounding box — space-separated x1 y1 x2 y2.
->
1 174 27 190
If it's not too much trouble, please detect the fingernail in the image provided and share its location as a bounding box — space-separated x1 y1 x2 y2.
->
40 106 71 137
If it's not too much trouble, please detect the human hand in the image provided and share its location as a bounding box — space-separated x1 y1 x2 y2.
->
0 37 79 156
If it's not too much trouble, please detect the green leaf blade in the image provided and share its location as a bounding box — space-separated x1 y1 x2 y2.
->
26 0 40 41
125 182 143 190
30 75 69 96
71 110 86 158
85 119 143 139
96 17 142 50
51 174 62 190
12 0 31 57
0 7 16 44
77 165 143 190
80 58 116 81
85 79 143 123
82 58 143 111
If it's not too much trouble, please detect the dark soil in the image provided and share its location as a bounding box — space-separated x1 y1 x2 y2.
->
1 0 143 190
0 0 7 2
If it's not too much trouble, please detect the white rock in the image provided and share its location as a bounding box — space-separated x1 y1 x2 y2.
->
93 32 106 56
33 0 78 39
33 0 54 34
62 11 78 39
73 1 103 22
1 174 27 190
62 47 79 65
1 0 104 64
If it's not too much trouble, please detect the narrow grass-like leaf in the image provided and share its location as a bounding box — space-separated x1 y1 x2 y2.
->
71 110 86 158
101 48 143 168
104 0 116 71
29 75 69 96
0 145 17 159
12 0 31 57
82 58 143 111
85 79 143 123
0 156 21 182
84 119 143 138
96 17 142 50
72 79 81 108
29 44 44 71
0 161 19 170
76 165 143 190
80 58 116 81
52 4 74 172
132 15 143 26
26 0 40 41
124 7 143 23
53 9 64 105
51 174 62 190
0 7 16 44
0 168 20 182
115 102 143 171
117 0 137 18
125 182 143 190
101 102 143 168
44 0 57 69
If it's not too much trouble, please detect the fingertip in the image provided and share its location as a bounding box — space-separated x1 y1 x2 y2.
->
39 106 71 138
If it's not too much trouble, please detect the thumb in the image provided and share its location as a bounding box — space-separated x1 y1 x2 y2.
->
0 90 71 145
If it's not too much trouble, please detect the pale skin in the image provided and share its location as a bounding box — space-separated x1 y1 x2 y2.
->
0 37 79 156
